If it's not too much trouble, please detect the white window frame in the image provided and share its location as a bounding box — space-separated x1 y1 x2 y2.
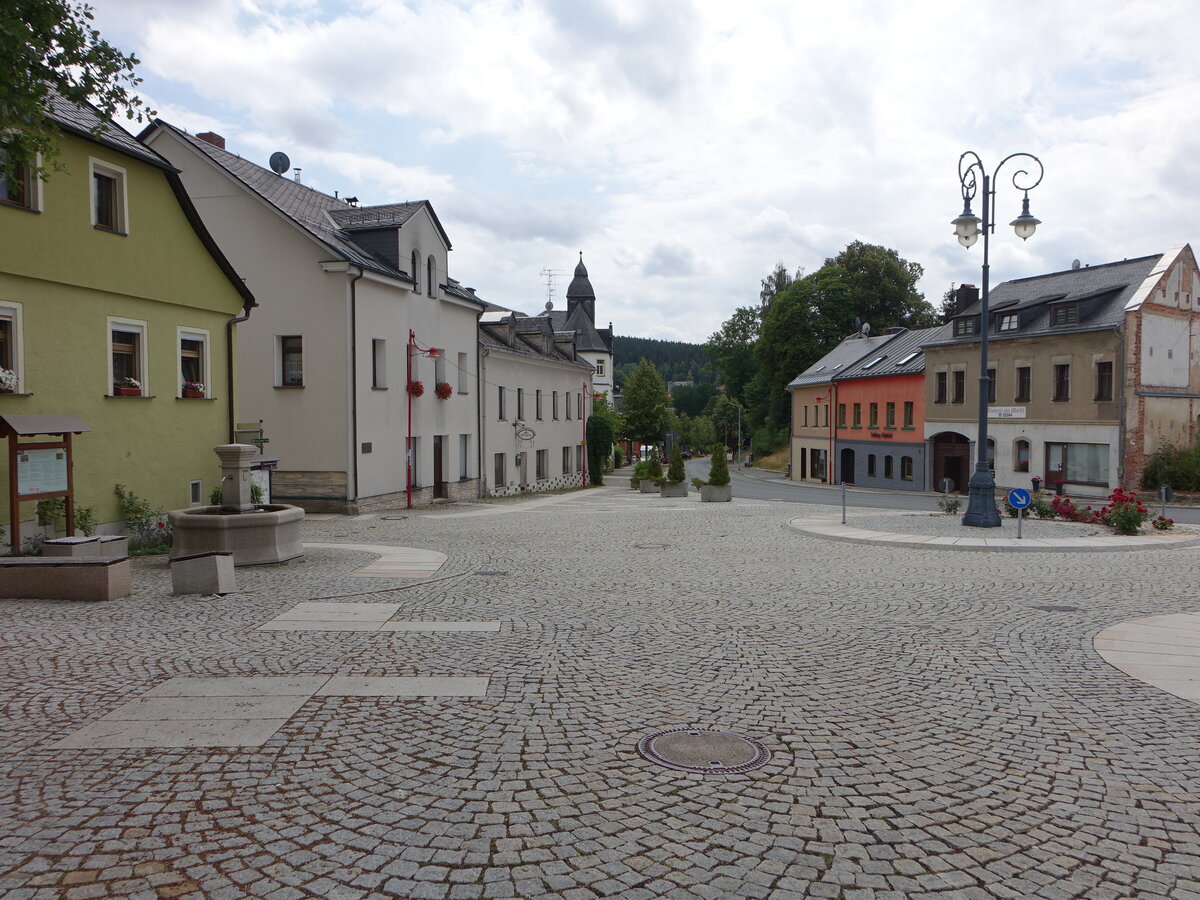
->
0 146 42 212
89 158 129 233
177 326 211 397
108 316 148 395
595 358 605 377
0 300 26 390
457 352 468 394
371 338 387 389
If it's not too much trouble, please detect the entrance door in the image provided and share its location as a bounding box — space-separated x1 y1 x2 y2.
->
433 435 447 499
944 456 963 493
1045 443 1066 488
932 432 970 492
840 448 855 484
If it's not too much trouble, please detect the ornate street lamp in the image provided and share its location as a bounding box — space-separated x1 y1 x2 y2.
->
953 151 1044 527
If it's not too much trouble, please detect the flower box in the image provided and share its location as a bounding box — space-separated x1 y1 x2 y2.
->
182 388 205 398
114 385 141 397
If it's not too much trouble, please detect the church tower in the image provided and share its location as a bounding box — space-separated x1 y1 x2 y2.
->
565 252 596 323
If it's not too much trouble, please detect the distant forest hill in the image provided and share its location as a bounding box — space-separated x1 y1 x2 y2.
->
613 336 716 388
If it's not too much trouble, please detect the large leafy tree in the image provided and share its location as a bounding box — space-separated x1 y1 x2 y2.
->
1 0 153 181
760 261 804 307
824 241 936 330
621 359 670 449
704 304 761 403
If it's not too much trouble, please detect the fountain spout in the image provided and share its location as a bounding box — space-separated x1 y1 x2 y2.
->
214 443 260 512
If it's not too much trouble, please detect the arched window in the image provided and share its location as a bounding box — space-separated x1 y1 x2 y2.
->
901 456 913 480
411 250 420 293
1014 439 1030 472
867 454 876 477
884 456 894 478
427 255 436 297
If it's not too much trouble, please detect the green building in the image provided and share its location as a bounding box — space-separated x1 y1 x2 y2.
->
0 94 254 541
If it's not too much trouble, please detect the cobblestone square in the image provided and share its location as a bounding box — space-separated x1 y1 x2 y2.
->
4 485 1200 898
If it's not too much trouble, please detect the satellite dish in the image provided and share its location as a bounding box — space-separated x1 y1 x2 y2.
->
1071 259 1081 270
269 152 291 175
861 322 871 335
545 300 553 311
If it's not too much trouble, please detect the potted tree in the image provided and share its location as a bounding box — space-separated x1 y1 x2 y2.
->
699 442 732 502
661 445 688 497
630 460 648 489
640 451 662 493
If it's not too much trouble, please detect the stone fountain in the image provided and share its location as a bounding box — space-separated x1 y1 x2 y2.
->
168 444 305 566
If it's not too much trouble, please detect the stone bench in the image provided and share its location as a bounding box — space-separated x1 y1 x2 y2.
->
41 535 129 558
0 556 132 602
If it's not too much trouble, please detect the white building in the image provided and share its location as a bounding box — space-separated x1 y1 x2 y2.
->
142 123 484 511
478 312 594 495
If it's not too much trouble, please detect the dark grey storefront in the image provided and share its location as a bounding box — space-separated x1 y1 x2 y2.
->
834 439 927 491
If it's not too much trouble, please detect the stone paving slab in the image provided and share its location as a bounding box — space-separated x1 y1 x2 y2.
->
143 675 329 696
98 695 309 721
303 542 448 577
51 717 291 749
316 675 489 697
270 601 403 620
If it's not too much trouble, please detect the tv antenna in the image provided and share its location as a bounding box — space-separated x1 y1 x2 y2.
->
539 268 566 308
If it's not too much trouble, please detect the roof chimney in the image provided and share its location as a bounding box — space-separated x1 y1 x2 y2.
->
955 283 979 314
196 132 225 150
293 168 302 183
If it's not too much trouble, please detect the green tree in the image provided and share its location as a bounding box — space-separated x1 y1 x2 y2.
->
707 443 730 486
621 359 670 449
760 261 804 307
824 240 936 330
670 381 716 417
585 412 613 486
2 0 154 182
938 284 959 323
704 305 761 402
707 393 742 452
666 445 685 485
690 416 716 451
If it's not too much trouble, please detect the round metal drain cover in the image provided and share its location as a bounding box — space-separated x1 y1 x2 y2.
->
637 728 770 774
1032 604 1081 612
380 515 407 520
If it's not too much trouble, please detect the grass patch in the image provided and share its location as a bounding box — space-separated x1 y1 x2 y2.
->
755 448 790 472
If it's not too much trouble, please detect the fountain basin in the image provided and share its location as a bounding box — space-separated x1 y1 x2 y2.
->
168 504 305 566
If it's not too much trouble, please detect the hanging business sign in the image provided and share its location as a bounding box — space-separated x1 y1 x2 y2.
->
514 425 536 442
17 448 68 495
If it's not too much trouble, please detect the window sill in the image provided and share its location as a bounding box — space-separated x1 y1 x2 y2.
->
0 392 33 397
177 396 218 401
1051 398 1069 403
0 202 39 214
275 384 305 389
93 225 128 236
107 394 155 399
372 386 388 391
901 426 916 431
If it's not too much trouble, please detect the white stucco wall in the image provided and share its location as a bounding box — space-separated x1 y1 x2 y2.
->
1141 313 1189 387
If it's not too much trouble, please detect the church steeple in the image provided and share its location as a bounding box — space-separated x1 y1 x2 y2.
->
565 251 596 323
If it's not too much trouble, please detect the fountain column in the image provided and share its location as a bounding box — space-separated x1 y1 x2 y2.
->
215 443 259 511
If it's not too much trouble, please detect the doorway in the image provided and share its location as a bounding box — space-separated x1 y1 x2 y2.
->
840 448 855 484
433 435 447 499
932 432 970 492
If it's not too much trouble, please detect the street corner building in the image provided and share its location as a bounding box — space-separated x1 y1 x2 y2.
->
141 122 485 512
0 93 254 541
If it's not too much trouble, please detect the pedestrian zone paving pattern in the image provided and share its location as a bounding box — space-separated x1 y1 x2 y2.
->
7 490 1200 897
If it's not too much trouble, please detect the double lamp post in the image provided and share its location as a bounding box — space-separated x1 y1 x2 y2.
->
951 151 1044 527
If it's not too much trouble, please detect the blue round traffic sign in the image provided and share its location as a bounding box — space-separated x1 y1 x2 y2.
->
1008 488 1031 509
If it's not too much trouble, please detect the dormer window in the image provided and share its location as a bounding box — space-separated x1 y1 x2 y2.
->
952 317 976 337
1051 304 1078 326
997 313 1019 332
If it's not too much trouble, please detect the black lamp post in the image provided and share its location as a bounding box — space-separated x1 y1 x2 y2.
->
952 151 1044 527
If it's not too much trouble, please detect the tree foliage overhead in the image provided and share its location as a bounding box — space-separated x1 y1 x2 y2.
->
824 241 937 331
760 261 804 307
1 0 154 181
704 304 761 402
620 358 670 448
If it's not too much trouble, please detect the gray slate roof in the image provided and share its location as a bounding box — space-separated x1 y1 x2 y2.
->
149 121 470 300
926 255 1161 347
479 315 593 371
46 92 170 169
787 333 895 388
835 325 948 380
538 306 612 353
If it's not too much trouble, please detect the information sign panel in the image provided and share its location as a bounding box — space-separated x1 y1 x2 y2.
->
17 448 68 495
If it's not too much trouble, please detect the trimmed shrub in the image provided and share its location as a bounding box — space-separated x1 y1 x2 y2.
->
707 443 730 486
646 452 663 485
666 446 685 485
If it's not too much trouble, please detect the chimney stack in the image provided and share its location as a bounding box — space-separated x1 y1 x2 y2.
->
955 283 979 313
196 132 225 150
293 168 302 183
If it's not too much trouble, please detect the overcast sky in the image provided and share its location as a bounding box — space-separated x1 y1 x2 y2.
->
93 0 1199 343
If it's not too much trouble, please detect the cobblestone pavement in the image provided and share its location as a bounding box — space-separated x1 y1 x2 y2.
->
4 485 1200 899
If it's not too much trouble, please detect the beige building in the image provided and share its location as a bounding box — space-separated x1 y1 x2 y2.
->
924 246 1199 497
142 123 485 511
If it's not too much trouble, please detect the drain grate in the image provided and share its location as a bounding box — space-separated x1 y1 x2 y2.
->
475 570 508 576
637 728 771 775
1031 604 1082 612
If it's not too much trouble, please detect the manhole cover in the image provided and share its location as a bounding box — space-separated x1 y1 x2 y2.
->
1031 604 1081 612
476 570 508 576
633 542 669 549
637 728 771 774
380 515 407 520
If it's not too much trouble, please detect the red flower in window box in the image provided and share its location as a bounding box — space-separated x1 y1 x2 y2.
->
434 381 453 400
114 377 141 397
407 380 425 397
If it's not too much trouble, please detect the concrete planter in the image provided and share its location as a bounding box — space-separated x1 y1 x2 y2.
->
660 482 688 498
700 484 732 502
639 481 660 494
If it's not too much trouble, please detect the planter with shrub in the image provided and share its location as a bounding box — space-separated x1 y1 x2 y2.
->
699 442 732 502
640 453 662 493
660 446 688 497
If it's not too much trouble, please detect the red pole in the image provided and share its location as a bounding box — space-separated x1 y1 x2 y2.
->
407 329 414 508
581 382 587 487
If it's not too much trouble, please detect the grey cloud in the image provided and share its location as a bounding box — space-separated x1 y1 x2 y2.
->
643 242 696 278
451 189 594 245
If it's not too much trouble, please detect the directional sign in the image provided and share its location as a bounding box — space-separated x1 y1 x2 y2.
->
1008 488 1031 509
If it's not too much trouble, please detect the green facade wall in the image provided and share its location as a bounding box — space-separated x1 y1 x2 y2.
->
0 130 248 538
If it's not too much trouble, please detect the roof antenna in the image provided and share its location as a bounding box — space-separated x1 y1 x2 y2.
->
1071 259 1081 269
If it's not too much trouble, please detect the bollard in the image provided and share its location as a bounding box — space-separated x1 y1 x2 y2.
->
841 481 847 525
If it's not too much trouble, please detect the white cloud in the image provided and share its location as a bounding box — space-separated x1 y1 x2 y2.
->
91 0 1200 340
